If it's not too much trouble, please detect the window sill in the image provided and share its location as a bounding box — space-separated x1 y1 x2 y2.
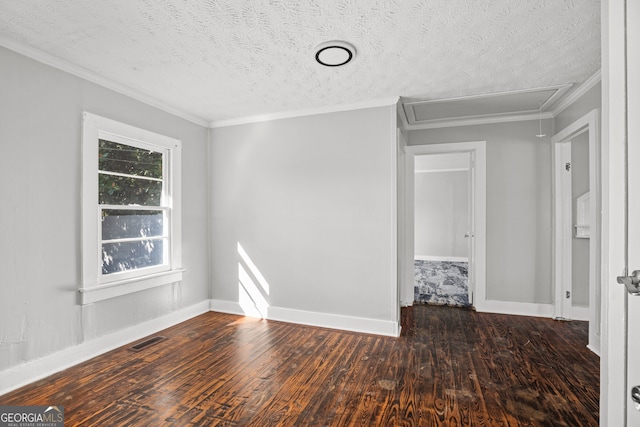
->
79 269 185 305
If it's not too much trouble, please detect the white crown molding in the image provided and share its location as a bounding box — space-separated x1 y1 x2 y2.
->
403 111 554 131
210 96 401 128
405 84 571 112
549 69 602 116
396 100 410 132
399 82 591 131
0 35 210 128
402 84 571 129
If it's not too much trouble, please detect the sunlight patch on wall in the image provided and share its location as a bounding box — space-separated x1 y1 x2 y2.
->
237 242 271 318
237 242 270 295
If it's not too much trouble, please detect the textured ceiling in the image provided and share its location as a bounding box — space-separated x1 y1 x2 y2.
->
0 0 600 124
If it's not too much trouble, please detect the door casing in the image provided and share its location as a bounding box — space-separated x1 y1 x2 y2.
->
401 141 486 310
625 0 640 423
551 109 600 354
601 0 627 424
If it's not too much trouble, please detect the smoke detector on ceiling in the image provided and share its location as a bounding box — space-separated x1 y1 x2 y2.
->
314 41 356 67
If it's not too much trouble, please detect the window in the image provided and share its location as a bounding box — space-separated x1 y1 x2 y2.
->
81 113 183 304
99 138 167 277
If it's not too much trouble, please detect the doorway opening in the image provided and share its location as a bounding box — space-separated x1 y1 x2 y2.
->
400 141 487 311
413 152 471 307
552 109 600 354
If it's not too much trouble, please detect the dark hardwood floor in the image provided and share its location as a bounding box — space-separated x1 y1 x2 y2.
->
0 305 599 426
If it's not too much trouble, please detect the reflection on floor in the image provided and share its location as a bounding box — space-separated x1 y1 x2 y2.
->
414 260 470 307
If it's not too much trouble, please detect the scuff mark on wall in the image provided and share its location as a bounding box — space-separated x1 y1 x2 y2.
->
81 303 97 343
0 310 29 369
172 282 182 311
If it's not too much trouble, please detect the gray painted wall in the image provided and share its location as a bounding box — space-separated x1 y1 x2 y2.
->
414 170 469 258
209 106 397 322
0 47 210 371
408 120 552 304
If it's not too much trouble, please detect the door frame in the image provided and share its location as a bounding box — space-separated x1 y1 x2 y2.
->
551 109 600 353
601 0 627 424
625 0 640 423
401 141 486 309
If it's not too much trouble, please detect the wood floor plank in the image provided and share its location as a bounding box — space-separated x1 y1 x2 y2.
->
0 305 599 426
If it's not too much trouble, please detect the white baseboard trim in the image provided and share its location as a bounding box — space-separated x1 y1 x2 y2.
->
414 255 469 262
209 298 246 316
475 300 554 318
570 305 590 321
0 300 210 396
268 306 401 337
587 343 601 357
210 299 401 337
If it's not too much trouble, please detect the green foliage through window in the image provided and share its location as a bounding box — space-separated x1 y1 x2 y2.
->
98 139 167 275
98 139 163 206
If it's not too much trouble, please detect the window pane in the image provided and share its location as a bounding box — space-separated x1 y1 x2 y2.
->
99 174 162 206
102 239 165 275
99 139 163 179
102 210 164 240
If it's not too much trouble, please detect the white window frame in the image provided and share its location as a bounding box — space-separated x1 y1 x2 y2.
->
80 112 183 304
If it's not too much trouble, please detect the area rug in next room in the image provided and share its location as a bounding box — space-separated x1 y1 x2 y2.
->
414 260 470 307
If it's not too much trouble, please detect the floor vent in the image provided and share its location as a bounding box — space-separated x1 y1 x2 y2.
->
130 336 166 352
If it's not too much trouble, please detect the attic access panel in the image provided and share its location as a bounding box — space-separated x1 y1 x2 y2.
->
403 84 571 125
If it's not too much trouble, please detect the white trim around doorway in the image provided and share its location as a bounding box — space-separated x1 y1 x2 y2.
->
551 109 600 354
403 141 487 311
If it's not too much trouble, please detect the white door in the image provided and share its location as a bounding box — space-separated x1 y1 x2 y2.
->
627 0 640 423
